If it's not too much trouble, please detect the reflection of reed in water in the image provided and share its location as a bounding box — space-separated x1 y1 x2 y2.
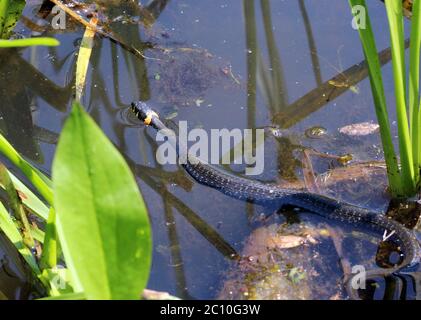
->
243 0 326 183
242 0 405 130
259 0 288 114
298 0 322 87
0 49 74 162
272 40 409 128
243 0 258 221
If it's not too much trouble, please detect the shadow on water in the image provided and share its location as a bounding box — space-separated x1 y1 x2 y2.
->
0 0 420 299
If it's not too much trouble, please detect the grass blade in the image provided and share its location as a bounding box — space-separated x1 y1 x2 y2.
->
409 0 421 185
349 0 402 196
6 171 50 220
0 133 53 205
75 17 97 101
385 0 415 194
39 207 57 270
0 38 60 47
0 163 35 249
0 201 40 275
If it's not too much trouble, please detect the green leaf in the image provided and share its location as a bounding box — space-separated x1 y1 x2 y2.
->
0 133 53 205
39 207 58 270
384 0 415 194
52 102 152 300
0 0 24 39
0 201 40 275
0 163 35 249
0 38 60 47
7 171 50 220
348 0 403 196
409 0 421 184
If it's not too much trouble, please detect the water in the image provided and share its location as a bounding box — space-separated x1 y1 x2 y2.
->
0 0 419 299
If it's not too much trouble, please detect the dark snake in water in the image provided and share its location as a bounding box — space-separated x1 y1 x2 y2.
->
131 101 420 299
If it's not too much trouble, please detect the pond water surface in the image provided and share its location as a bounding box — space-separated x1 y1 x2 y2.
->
0 0 420 299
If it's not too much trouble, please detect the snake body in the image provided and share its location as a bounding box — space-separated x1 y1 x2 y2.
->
131 101 420 299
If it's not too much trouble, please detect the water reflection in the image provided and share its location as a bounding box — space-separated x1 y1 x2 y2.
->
0 0 419 299
0 48 72 162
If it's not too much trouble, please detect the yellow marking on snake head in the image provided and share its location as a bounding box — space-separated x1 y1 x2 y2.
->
144 111 159 125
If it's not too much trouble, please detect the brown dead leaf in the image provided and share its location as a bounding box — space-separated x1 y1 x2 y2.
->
266 235 305 249
338 121 379 136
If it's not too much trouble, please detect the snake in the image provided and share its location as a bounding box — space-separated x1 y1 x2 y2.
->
131 101 420 299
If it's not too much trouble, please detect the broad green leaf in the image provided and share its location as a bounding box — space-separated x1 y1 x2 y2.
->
53 102 152 300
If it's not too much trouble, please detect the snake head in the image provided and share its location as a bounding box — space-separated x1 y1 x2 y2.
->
130 101 159 126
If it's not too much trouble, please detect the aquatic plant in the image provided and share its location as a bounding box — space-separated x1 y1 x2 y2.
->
0 37 59 47
0 101 152 299
0 0 58 46
349 0 421 197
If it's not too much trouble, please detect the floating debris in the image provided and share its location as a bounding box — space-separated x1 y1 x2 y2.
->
266 126 287 138
337 153 353 165
328 79 359 94
221 65 241 85
305 126 327 139
267 234 306 249
195 98 205 107
288 267 307 284
147 46 237 106
338 121 379 136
